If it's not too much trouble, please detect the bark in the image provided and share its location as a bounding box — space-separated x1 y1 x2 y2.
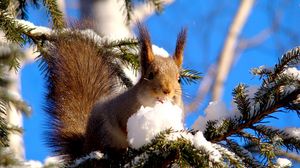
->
80 0 132 39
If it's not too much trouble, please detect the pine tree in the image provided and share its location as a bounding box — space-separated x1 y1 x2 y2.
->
0 1 299 168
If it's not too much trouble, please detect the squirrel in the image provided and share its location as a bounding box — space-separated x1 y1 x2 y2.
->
44 24 187 161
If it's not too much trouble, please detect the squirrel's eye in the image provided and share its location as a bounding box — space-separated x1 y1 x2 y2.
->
177 74 181 83
148 72 154 80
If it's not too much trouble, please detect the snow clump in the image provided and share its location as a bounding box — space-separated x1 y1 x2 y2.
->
276 158 292 168
127 100 184 149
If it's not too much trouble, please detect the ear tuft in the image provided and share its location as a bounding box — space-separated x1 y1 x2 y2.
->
137 23 154 74
174 28 187 67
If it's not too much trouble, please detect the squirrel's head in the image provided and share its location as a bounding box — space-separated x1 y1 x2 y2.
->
136 24 186 108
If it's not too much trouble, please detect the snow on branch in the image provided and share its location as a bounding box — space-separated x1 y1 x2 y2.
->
69 151 104 168
67 101 244 167
63 45 299 167
189 46 300 166
127 101 184 149
15 19 51 36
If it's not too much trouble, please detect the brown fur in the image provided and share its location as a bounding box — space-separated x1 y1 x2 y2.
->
45 26 187 160
44 32 119 160
84 25 186 154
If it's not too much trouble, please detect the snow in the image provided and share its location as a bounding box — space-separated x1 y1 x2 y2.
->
243 86 260 115
152 45 169 57
204 101 232 119
122 66 141 85
283 85 297 93
167 131 223 162
69 151 104 168
246 86 259 100
10 155 62 168
192 116 207 132
276 158 292 168
127 101 184 149
252 66 300 98
252 65 273 75
192 101 233 131
193 131 222 162
193 86 262 132
279 67 300 95
24 160 43 168
285 127 300 140
124 153 149 168
283 67 300 81
0 43 11 56
44 156 62 166
272 135 283 143
80 29 104 44
16 19 51 35
127 101 224 162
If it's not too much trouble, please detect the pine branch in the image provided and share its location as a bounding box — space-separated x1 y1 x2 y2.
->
226 139 263 168
207 87 300 143
1 15 201 86
0 148 21 166
0 11 52 47
251 65 273 79
0 42 25 71
124 0 133 23
136 130 222 168
237 131 280 166
0 0 9 11
205 47 300 143
0 101 8 147
43 0 65 29
243 143 295 167
69 130 249 167
0 11 33 45
0 87 31 116
103 38 202 85
150 0 164 12
4 0 40 19
180 69 202 85
232 84 251 119
275 150 300 163
252 125 300 153
104 38 140 71
271 47 300 81
124 0 164 23
252 47 300 83
16 0 30 19
0 40 30 150
212 143 246 168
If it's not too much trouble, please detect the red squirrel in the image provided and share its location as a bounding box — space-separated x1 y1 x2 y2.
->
44 24 186 161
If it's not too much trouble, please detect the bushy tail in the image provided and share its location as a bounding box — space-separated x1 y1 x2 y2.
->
42 32 119 160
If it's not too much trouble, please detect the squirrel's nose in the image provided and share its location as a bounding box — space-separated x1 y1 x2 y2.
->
163 88 170 95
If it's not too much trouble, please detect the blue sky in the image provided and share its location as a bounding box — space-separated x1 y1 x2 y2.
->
20 0 300 163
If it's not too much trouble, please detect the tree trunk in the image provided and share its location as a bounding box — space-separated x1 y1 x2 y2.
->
80 0 132 39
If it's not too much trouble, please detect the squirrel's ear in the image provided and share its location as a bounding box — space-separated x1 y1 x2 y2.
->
174 28 187 67
138 23 154 74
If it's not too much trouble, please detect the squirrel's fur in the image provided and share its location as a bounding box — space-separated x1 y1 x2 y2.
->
44 25 187 161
